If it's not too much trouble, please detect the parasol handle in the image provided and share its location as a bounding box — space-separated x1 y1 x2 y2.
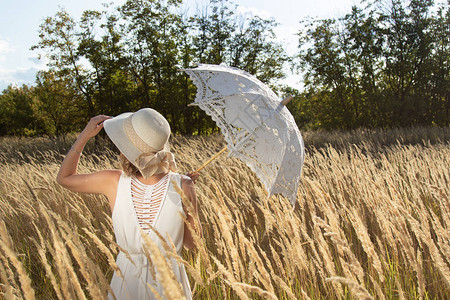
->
281 95 294 106
195 146 228 172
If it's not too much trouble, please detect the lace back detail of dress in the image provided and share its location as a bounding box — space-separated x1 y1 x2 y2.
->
131 174 170 234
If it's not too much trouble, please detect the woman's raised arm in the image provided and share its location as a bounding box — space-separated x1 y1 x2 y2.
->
56 115 120 200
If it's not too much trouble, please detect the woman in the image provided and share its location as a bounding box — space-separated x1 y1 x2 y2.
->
56 108 201 300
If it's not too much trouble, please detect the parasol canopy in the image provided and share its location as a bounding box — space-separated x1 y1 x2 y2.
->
182 64 305 206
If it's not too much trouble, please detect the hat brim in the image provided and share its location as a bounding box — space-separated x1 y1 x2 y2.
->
104 112 141 164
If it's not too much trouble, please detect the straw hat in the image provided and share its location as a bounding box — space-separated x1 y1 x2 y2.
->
103 108 177 178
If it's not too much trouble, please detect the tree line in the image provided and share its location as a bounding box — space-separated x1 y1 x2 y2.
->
0 0 448 137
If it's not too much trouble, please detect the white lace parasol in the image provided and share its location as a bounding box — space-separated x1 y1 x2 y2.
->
182 64 305 206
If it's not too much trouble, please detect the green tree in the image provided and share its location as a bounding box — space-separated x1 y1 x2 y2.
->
0 85 42 136
229 16 287 84
428 2 450 124
379 0 436 125
173 14 209 135
25 0 290 137
191 0 236 65
32 9 96 118
298 18 352 129
188 0 288 132
297 0 449 129
34 71 81 136
78 9 135 116
119 0 199 135
192 0 287 84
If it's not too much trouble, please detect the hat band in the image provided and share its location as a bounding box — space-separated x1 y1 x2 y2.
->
123 116 162 154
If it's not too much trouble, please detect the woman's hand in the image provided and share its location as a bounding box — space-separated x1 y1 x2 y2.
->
186 171 199 183
80 115 111 140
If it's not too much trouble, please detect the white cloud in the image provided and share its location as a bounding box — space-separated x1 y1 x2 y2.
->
236 6 273 20
0 39 14 62
0 67 39 91
28 48 50 67
27 54 48 67
274 24 299 55
0 67 11 79
0 39 47 90
0 39 13 54
233 6 303 90
27 56 41 64
273 24 303 90
280 72 304 90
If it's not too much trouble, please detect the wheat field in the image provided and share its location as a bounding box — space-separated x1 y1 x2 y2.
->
0 127 449 299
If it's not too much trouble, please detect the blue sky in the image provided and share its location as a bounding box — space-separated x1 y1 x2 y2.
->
0 0 360 91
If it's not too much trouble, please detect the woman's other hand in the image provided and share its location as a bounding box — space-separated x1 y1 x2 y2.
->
186 171 199 183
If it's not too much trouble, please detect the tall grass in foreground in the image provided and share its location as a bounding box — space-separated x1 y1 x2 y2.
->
0 126 448 299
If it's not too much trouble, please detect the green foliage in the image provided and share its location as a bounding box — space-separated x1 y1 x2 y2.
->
1 0 448 136
297 0 449 129
34 71 82 136
0 85 43 136
2 0 286 137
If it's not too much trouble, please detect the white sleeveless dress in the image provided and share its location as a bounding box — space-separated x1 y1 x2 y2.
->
108 172 192 300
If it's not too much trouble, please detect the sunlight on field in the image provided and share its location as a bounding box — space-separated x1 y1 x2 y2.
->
0 127 449 299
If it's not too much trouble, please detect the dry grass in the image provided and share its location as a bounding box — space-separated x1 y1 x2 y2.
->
0 126 448 299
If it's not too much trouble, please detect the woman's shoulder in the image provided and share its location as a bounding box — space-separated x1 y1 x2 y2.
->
169 172 187 179
95 169 123 186
168 172 193 188
100 169 123 178
88 169 123 205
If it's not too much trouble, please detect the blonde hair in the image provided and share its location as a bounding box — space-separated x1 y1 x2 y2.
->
119 153 141 177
